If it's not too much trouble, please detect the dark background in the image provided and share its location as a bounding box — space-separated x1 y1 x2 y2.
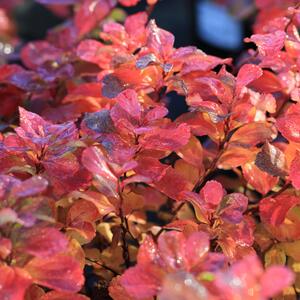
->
11 0 254 53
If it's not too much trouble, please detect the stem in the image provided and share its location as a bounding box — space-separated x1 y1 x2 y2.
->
124 215 139 244
118 183 131 268
193 147 225 193
86 257 120 276
246 182 292 214
146 4 156 18
266 181 292 198
171 120 232 220
193 120 230 193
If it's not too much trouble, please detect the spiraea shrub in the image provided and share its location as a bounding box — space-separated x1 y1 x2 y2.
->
0 0 300 299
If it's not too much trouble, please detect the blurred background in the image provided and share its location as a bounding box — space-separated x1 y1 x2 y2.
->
0 0 256 57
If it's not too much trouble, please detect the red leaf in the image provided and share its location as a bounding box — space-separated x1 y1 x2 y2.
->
249 70 283 93
81 146 118 198
125 12 147 38
259 194 299 226
17 107 78 150
25 285 45 300
140 123 191 151
25 254 84 293
157 231 209 271
76 39 105 66
43 153 80 179
0 86 23 118
230 122 277 147
109 276 135 300
176 136 203 168
276 112 300 143
134 156 170 182
290 153 300 189
218 145 258 169
75 0 116 36
242 162 278 195
0 265 32 300
235 64 263 95
144 106 168 123
154 167 192 201
18 107 48 140
147 20 174 60
215 255 263 299
0 65 43 91
21 227 68 258
67 199 101 224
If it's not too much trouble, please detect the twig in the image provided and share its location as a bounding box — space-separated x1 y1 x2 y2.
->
266 181 292 198
171 119 232 220
118 183 131 268
85 257 120 276
146 4 156 18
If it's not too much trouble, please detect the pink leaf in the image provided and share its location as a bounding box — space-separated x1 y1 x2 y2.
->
115 89 142 120
218 193 248 224
200 180 224 209
120 265 163 299
76 39 104 66
184 232 210 269
137 236 160 265
119 0 140 6
157 231 186 270
245 30 285 56
235 64 263 95
261 266 295 298
11 176 48 199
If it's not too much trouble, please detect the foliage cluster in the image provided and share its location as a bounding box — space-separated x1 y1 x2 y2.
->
1 0 300 299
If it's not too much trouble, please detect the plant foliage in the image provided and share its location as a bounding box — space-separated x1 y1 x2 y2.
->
0 0 300 299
